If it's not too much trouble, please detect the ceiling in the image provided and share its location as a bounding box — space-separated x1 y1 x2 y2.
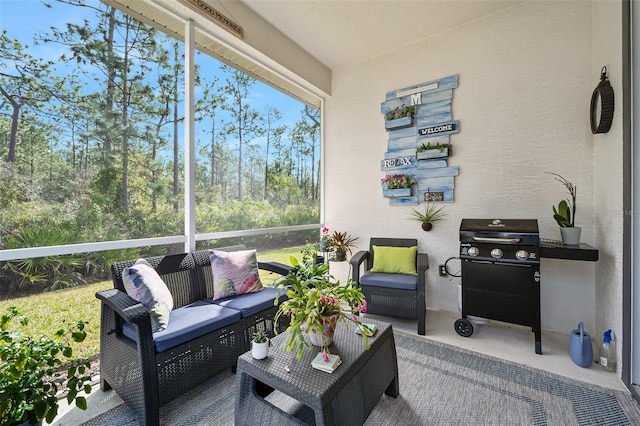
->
241 0 525 70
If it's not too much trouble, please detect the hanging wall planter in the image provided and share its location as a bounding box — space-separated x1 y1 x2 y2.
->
384 105 415 131
385 116 413 130
408 202 447 231
383 187 412 198
416 143 451 160
416 147 450 160
381 174 414 198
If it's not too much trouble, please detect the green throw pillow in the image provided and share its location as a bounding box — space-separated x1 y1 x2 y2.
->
370 245 417 275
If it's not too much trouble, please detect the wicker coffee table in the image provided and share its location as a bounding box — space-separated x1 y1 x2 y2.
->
235 319 398 426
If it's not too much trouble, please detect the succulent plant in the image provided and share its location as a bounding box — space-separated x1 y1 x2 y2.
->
252 329 269 344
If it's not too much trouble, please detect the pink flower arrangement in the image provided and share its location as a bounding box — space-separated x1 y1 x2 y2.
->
381 174 414 189
273 256 372 359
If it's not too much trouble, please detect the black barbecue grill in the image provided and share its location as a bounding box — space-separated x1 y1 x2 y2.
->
456 218 542 354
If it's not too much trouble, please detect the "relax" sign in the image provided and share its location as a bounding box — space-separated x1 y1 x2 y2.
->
382 157 412 169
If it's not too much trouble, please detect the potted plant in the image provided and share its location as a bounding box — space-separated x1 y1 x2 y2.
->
273 256 371 362
327 230 359 261
548 172 581 245
384 104 416 130
0 307 92 425
416 141 451 160
301 242 324 266
409 202 447 231
251 329 270 360
381 174 414 198
319 227 330 252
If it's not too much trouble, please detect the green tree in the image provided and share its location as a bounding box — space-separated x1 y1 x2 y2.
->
0 32 63 163
47 2 164 214
263 106 287 200
196 77 224 188
221 64 264 201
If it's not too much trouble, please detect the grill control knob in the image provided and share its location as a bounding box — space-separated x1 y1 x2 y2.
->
516 250 530 261
490 248 503 259
468 247 479 257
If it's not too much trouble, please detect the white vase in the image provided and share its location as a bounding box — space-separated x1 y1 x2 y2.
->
251 340 269 359
560 227 581 245
304 314 339 347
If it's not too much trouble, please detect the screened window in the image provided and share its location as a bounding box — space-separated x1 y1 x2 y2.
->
0 0 322 289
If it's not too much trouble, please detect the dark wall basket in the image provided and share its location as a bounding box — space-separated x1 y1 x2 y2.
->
590 66 615 134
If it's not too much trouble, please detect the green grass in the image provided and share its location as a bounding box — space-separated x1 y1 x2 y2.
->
0 280 112 360
0 246 305 361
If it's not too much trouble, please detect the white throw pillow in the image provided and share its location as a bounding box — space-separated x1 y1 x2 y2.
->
122 259 174 332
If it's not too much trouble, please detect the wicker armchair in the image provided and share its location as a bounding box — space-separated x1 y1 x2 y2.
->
350 237 429 335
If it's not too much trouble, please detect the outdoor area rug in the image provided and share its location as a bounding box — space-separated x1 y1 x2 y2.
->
79 330 640 425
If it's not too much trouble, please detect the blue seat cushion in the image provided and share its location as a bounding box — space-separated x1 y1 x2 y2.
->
206 286 287 318
359 271 417 291
122 300 241 353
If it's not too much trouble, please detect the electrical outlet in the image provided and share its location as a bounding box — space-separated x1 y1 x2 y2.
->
439 264 447 277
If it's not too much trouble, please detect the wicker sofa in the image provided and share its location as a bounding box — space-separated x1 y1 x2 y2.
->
95 245 292 426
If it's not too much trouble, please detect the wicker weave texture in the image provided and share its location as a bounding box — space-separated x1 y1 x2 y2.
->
235 320 398 426
240 305 291 352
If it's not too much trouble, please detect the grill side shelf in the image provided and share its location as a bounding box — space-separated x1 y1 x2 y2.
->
539 239 599 262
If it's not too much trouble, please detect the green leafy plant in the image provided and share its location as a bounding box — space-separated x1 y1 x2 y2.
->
409 203 447 231
273 256 370 360
381 174 414 190
301 242 321 265
327 230 359 255
2 223 85 290
384 104 416 121
0 307 92 426
416 141 451 153
548 173 577 227
252 329 269 344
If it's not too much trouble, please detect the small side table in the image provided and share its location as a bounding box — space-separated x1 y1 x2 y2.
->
540 239 599 261
235 320 398 426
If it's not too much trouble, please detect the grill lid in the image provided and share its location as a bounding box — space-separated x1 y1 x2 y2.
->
460 219 539 246
460 219 539 233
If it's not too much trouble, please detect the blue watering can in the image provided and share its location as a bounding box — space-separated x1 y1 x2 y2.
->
569 322 593 368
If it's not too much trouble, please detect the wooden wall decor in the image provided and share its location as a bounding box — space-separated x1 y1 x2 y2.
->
380 75 459 205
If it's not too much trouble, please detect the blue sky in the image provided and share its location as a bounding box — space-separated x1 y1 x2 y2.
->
0 0 310 161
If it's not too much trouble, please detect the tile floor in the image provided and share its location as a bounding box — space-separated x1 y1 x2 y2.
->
50 309 629 425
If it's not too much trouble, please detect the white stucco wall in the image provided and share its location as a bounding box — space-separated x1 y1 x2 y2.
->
592 0 624 372
325 1 604 336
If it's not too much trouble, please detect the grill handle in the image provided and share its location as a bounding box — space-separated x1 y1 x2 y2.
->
472 236 522 244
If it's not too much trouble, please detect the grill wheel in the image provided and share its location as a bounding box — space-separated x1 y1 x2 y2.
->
454 318 474 337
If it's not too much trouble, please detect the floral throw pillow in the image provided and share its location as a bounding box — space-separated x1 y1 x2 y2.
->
122 259 174 332
209 249 263 300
